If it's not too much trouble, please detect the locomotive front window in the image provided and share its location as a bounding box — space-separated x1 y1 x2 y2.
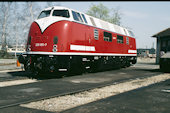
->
52 10 70 18
72 11 83 23
38 10 51 19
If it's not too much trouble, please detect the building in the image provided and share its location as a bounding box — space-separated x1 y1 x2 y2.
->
152 28 170 63
6 45 25 56
137 48 156 58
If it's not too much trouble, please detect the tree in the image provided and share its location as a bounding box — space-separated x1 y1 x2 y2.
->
86 3 121 25
20 2 41 45
108 7 121 25
45 2 61 8
0 2 12 51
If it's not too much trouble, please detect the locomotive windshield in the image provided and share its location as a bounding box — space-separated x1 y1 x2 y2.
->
38 10 51 19
52 10 70 18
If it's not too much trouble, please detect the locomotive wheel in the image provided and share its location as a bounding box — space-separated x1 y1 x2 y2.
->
126 60 131 67
88 60 99 73
67 63 83 75
24 60 31 72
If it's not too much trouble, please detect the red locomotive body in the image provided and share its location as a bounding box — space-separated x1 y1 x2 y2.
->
19 6 137 74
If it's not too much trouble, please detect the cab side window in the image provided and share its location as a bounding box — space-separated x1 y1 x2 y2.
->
81 14 88 24
104 31 112 42
117 35 124 44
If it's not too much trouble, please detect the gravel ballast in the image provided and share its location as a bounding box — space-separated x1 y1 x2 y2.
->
21 73 170 112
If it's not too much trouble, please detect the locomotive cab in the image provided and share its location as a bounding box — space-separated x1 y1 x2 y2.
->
21 7 73 74
26 7 71 53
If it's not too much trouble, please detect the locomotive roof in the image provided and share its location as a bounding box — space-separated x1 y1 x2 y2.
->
39 6 135 38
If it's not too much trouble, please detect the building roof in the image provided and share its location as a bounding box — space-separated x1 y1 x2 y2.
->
152 28 170 38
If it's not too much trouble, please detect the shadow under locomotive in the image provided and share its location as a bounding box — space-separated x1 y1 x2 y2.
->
7 60 133 80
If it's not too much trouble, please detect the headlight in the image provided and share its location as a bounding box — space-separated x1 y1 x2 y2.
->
53 45 57 52
27 45 31 51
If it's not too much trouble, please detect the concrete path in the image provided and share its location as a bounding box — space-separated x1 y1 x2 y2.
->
0 59 23 71
61 79 170 113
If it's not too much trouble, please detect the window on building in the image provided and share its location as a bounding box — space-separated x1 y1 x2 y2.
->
90 17 96 26
81 14 88 24
52 10 70 18
72 11 83 22
104 31 112 42
38 10 51 19
94 29 99 40
126 37 129 45
117 35 124 44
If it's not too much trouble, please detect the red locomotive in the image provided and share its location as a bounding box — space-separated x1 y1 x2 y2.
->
18 6 137 74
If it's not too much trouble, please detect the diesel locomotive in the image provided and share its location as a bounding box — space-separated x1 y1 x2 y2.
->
18 6 137 74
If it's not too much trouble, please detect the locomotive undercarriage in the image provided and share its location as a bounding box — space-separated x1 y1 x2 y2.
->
18 54 137 75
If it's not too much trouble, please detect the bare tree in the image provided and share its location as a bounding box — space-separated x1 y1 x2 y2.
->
27 2 34 23
19 2 41 46
12 2 20 58
45 2 61 8
0 2 12 51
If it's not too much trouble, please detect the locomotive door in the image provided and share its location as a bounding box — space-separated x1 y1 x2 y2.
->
86 26 93 51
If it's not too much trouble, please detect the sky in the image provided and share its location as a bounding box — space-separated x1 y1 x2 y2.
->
39 1 170 49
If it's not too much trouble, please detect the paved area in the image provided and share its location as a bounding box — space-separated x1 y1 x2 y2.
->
0 59 23 71
0 106 52 113
61 79 170 113
0 62 166 112
0 64 23 71
0 58 169 113
0 59 17 65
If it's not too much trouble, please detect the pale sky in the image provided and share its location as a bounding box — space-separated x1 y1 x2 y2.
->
38 1 170 49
